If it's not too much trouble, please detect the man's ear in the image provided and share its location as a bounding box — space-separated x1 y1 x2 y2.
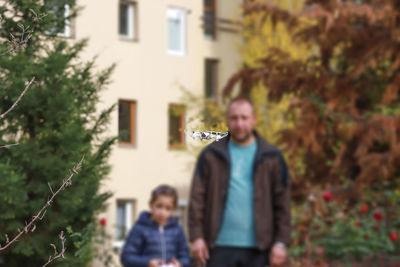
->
252 113 258 125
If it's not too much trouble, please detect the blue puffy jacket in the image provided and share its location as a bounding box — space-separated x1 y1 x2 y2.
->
120 211 191 267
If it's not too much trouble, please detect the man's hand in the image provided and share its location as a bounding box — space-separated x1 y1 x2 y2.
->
191 238 209 265
269 243 287 266
148 259 164 267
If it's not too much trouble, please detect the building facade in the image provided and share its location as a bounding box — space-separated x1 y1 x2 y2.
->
70 0 242 263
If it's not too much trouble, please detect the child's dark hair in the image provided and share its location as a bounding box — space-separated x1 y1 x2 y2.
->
150 184 178 208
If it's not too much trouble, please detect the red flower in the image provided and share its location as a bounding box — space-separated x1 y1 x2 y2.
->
354 221 361 227
322 191 333 202
390 232 398 242
100 217 106 226
373 210 383 222
361 205 368 213
374 224 380 231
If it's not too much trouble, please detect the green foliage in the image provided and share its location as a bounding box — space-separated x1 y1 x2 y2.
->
290 187 400 265
231 1 400 264
0 0 115 265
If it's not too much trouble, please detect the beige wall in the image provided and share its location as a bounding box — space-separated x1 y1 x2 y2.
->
74 0 242 265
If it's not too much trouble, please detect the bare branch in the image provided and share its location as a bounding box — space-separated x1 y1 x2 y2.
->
0 157 84 251
38 210 46 220
0 9 45 57
0 24 30 56
0 143 18 149
47 182 54 195
0 76 35 120
42 231 66 267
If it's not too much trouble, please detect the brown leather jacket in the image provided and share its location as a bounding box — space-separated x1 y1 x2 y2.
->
188 131 291 250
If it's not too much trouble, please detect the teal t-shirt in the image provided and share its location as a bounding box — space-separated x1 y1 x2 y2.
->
216 139 257 247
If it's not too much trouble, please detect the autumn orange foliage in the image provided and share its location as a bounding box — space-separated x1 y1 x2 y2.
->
225 0 400 200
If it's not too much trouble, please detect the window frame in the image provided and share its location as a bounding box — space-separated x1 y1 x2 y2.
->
114 199 136 248
45 3 73 38
204 58 219 100
172 199 188 235
57 4 71 38
168 103 186 149
119 1 138 41
118 100 136 146
167 7 187 56
203 0 216 40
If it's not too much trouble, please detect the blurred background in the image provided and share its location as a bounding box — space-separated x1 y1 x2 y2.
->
0 0 399 266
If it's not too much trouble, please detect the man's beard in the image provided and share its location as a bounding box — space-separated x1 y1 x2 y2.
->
230 131 252 144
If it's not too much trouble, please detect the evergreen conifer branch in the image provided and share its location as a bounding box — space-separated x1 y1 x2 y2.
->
0 157 84 252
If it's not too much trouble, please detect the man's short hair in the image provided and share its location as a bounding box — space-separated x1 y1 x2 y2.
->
226 96 255 115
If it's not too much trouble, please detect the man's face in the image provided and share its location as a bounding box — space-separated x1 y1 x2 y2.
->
226 101 256 144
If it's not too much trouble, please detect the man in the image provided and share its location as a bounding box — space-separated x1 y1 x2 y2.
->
188 97 291 267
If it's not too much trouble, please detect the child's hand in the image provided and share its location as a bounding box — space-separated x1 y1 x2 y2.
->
148 259 165 267
168 258 181 267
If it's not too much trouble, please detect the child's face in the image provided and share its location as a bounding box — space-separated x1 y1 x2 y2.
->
150 194 175 226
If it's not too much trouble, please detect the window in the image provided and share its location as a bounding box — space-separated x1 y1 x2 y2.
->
168 104 185 149
167 8 186 56
118 100 136 145
204 0 216 39
172 199 188 235
58 4 71 37
46 2 72 37
119 1 138 40
115 200 136 247
205 59 219 100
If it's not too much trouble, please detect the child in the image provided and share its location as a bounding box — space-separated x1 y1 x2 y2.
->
120 185 190 267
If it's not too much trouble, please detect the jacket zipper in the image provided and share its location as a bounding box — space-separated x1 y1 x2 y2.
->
159 226 167 263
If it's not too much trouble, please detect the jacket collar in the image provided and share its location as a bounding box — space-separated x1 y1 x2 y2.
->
207 130 279 163
137 211 177 228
